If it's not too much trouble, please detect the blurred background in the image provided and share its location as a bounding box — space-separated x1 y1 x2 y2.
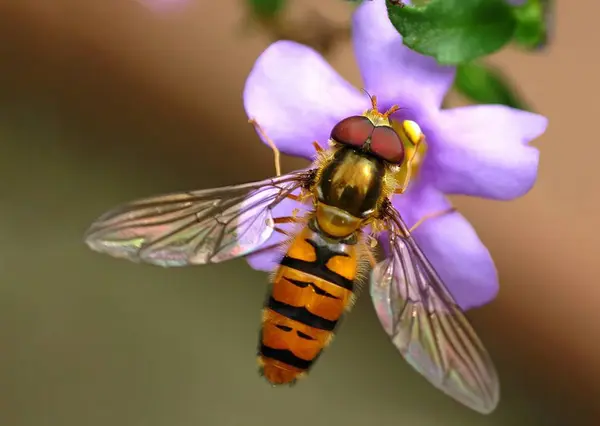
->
0 0 598 425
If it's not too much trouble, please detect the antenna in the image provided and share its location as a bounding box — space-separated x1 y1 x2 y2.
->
361 88 378 110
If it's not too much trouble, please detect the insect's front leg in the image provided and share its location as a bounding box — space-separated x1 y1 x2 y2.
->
248 118 281 177
409 208 457 234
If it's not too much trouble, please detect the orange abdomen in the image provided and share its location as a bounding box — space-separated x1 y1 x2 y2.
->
258 223 359 385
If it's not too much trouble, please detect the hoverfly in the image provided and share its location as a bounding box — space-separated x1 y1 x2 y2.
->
84 94 499 414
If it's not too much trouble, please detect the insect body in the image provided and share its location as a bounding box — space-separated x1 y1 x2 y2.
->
259 224 359 384
259 113 406 383
84 95 500 414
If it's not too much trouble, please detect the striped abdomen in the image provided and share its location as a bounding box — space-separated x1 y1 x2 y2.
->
258 222 359 385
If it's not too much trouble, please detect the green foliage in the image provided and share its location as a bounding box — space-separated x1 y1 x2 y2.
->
513 0 553 50
455 62 530 110
385 0 517 64
247 0 286 19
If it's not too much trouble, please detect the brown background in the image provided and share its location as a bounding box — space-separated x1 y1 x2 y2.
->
0 0 598 425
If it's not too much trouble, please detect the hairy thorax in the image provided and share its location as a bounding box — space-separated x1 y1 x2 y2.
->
315 148 387 238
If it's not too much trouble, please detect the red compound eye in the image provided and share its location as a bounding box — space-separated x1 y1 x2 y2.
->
369 126 405 164
330 116 374 147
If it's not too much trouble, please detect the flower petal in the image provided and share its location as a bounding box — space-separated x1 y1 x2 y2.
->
392 184 498 310
243 41 368 160
352 0 456 111
426 105 547 200
245 192 310 272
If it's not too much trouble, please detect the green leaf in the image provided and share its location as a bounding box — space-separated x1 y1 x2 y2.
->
247 0 286 19
513 0 553 49
455 62 530 110
386 0 517 64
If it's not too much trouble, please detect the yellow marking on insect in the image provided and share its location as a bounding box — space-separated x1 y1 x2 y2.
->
286 235 318 262
392 119 428 188
325 255 357 281
403 120 422 145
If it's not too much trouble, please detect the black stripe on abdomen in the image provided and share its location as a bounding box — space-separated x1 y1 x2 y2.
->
267 297 337 331
259 344 314 370
258 234 353 373
286 278 340 299
280 256 353 291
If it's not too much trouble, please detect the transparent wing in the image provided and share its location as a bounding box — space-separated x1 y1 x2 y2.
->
84 170 314 267
370 207 499 414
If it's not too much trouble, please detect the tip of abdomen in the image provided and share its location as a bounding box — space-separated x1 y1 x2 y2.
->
258 357 305 386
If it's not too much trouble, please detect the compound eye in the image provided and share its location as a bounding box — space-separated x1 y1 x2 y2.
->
370 126 405 164
330 116 374 147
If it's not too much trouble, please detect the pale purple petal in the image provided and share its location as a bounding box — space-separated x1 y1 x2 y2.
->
425 105 547 200
243 41 369 160
352 0 456 111
245 192 310 272
392 184 498 310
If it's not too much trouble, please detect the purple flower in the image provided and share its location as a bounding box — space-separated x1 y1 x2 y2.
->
242 0 547 310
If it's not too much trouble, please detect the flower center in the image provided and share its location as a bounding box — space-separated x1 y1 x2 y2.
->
390 118 428 184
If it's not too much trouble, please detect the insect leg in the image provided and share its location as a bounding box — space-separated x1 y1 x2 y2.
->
366 248 377 268
285 191 311 204
249 118 281 177
286 193 301 201
409 207 457 233
312 141 323 153
273 217 299 225
274 227 292 237
270 215 305 237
